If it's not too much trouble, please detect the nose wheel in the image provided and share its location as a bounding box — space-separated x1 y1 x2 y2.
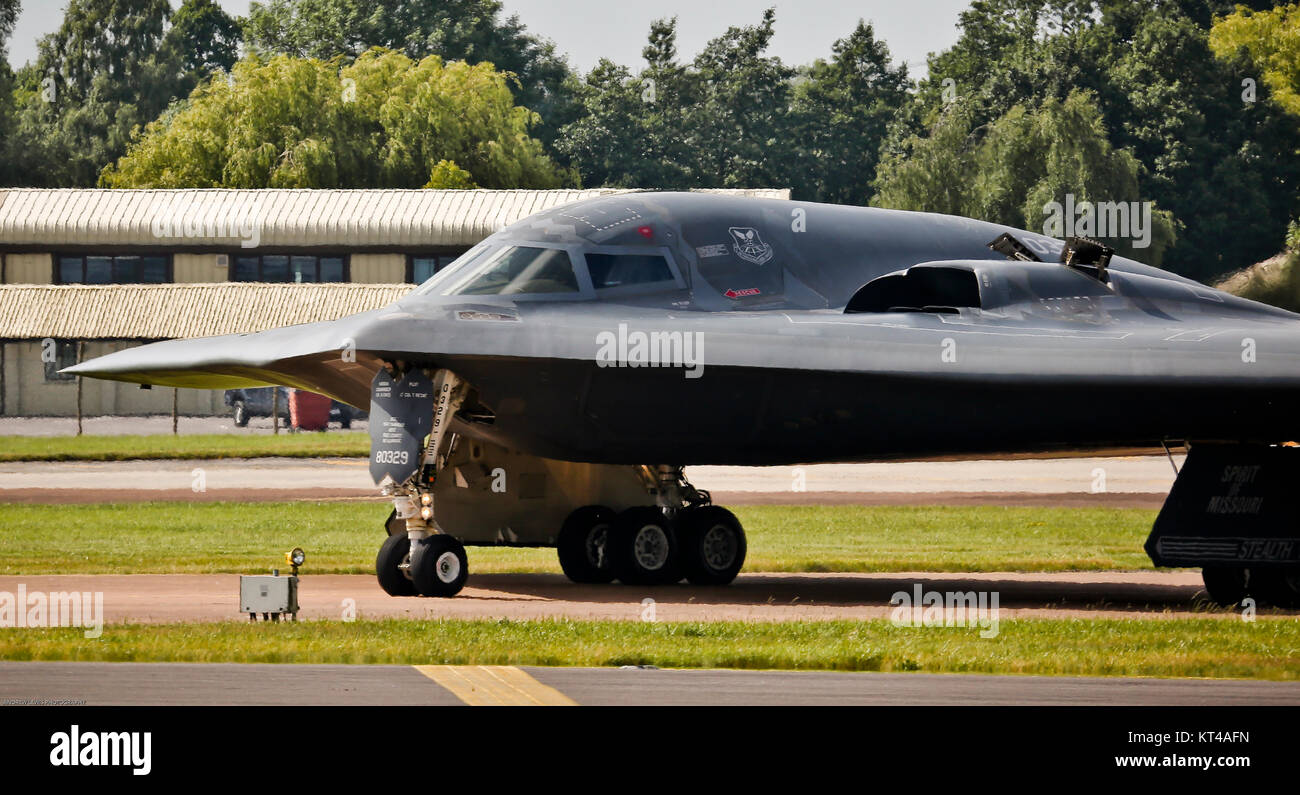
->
375 533 418 596
409 535 470 597
376 532 469 597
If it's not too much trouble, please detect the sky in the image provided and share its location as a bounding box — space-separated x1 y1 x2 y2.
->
6 0 971 77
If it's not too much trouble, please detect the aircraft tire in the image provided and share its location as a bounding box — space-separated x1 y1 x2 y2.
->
557 505 617 583
375 533 418 597
1201 566 1249 607
608 507 681 586
410 535 469 597
678 506 747 586
1248 567 1300 609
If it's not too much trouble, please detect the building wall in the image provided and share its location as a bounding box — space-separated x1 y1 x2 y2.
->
0 340 225 417
350 253 405 283
173 253 226 283
3 253 53 284
2 251 412 284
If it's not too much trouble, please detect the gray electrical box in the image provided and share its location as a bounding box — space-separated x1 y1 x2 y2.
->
240 574 299 620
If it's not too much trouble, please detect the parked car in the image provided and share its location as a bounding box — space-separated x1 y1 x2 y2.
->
223 387 364 429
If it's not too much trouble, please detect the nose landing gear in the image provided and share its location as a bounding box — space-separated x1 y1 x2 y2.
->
371 365 472 598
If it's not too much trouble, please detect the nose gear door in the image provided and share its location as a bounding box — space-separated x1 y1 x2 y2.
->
368 368 435 488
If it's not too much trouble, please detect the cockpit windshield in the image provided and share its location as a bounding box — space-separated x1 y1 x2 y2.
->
410 243 494 296
411 241 681 300
438 246 580 296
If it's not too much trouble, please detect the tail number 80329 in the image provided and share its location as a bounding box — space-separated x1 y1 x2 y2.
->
374 450 411 465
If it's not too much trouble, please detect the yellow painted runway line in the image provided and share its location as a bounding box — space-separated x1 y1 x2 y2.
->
414 665 578 706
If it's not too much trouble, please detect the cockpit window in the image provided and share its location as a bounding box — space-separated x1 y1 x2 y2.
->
846 267 981 314
411 243 493 295
586 253 674 289
447 246 580 296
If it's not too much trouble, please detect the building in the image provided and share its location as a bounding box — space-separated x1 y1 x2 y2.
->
0 188 788 416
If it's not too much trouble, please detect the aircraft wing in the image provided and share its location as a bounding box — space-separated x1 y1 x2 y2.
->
63 307 409 408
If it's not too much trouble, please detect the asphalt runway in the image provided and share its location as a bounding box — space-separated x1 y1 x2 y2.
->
0 571 1246 623
4 661 1297 705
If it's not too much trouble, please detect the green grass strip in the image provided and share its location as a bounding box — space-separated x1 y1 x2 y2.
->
1 617 1296 679
0 433 369 462
0 502 1160 574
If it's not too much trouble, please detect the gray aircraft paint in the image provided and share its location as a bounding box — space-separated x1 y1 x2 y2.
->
67 192 1300 465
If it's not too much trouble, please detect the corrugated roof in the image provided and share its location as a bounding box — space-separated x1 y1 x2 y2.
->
0 283 411 340
0 188 791 248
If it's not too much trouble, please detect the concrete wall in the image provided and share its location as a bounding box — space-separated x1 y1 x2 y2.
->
3 253 53 284
0 340 225 417
350 253 405 283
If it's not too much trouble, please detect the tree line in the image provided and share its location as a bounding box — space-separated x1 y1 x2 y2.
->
0 0 1297 282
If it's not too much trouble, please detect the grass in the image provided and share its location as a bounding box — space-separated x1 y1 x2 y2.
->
0 433 369 462
1215 250 1300 312
1 617 1297 679
0 502 1159 575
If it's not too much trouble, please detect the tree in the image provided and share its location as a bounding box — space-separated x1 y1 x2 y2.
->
788 21 911 205
897 0 1300 280
242 0 577 145
690 8 795 189
1210 4 1300 115
170 0 242 83
7 0 242 186
874 91 1178 265
0 0 19 184
1105 9 1299 278
557 11 802 191
554 17 700 188
100 50 569 190
1208 3 1300 275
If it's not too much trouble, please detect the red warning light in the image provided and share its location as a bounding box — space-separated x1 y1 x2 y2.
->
637 225 654 239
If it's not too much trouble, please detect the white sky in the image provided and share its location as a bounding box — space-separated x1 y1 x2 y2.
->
7 0 970 77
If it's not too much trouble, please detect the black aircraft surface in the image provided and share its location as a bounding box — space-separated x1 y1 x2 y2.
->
68 192 1300 605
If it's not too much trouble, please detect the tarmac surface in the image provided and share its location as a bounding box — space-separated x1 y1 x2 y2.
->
4 661 1297 705
0 454 1179 507
0 571 1236 623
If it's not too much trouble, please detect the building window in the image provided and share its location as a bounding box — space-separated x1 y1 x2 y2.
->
43 340 79 382
407 253 463 284
57 254 170 284
232 254 348 282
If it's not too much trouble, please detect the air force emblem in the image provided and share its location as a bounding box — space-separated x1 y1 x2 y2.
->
728 227 774 266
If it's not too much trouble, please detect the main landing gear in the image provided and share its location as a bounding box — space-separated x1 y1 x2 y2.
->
555 468 747 587
373 461 749 596
1202 566 1300 609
